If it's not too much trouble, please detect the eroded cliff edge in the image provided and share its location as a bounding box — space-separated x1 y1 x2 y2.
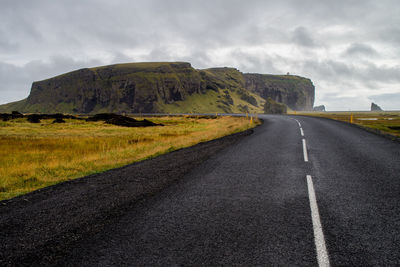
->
244 73 314 111
1 62 315 113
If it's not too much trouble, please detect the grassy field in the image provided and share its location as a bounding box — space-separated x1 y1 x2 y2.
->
294 111 400 137
0 115 260 200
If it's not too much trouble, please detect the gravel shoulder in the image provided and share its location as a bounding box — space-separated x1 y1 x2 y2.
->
0 128 254 266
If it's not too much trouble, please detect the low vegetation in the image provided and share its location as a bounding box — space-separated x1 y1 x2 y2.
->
158 88 265 114
296 111 400 137
0 115 260 200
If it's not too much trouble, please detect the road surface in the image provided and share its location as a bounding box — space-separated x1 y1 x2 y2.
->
63 115 400 266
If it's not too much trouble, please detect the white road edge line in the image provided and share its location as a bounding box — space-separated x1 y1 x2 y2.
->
306 175 330 267
302 139 309 162
300 128 304 136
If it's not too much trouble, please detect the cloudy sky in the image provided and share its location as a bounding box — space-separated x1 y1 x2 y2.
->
1 0 399 110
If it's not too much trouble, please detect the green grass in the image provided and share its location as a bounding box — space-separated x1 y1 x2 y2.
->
296 111 400 137
0 115 260 200
158 88 265 114
0 99 28 113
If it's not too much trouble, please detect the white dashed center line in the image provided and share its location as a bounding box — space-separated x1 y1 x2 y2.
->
293 118 330 266
306 175 330 267
302 138 309 162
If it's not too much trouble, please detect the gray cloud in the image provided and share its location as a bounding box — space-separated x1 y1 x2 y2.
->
301 59 400 85
229 49 280 74
0 56 102 103
343 43 378 57
0 32 19 53
379 27 400 45
0 0 399 110
292 27 316 47
111 52 135 64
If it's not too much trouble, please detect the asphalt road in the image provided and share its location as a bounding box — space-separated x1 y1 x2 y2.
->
62 115 400 266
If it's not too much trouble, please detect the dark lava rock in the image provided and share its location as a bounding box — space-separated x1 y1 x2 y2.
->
371 102 383 111
0 111 24 121
53 118 66 123
87 113 125 122
87 113 162 127
11 111 24 118
1 112 78 122
41 113 77 120
264 97 287 114
26 113 78 123
388 126 400 130
313 105 326 112
27 114 41 123
0 113 12 121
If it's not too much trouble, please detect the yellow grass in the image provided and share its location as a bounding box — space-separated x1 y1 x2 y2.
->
293 111 400 137
0 116 260 200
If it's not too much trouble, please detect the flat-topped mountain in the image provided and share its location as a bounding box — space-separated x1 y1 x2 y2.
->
0 62 315 113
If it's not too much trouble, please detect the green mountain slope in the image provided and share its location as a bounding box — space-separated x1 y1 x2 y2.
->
0 99 28 113
0 62 314 114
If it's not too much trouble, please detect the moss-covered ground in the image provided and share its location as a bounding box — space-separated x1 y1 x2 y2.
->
158 88 265 114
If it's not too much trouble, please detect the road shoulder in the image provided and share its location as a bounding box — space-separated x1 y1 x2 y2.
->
0 127 255 266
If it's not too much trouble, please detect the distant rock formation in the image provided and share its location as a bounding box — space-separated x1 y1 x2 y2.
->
264 97 287 114
0 62 315 114
371 102 383 111
313 105 326 112
244 73 315 111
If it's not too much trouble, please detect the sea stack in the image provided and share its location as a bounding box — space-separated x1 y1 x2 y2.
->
371 102 383 111
313 105 326 112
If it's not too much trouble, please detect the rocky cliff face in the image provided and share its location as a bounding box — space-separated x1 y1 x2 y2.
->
26 62 206 113
244 74 315 111
2 62 315 113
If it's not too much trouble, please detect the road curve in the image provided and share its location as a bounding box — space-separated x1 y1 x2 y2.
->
2 115 399 266
62 115 400 266
302 116 400 265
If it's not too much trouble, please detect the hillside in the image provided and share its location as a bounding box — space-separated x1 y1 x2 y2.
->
244 73 314 111
0 62 315 113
